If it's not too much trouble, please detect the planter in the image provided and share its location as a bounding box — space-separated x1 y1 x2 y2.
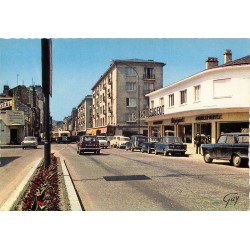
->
12 154 70 211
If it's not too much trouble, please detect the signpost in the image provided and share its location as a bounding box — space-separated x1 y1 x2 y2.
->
42 39 52 167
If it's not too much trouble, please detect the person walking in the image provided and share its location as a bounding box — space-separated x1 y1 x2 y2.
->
194 133 201 154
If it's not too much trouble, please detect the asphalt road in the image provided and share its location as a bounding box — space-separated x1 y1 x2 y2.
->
0 146 43 207
53 143 249 211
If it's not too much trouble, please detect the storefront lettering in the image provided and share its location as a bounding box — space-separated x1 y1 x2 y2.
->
195 114 222 121
149 105 164 117
171 117 184 124
153 121 163 125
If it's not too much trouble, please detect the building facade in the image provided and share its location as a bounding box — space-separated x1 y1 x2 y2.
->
146 50 250 151
77 95 92 135
91 59 165 137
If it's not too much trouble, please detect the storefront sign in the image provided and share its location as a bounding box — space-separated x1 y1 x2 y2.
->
195 114 222 121
6 110 25 125
171 117 184 123
148 105 164 117
0 98 14 111
153 121 163 125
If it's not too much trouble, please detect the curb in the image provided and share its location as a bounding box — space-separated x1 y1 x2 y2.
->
0 158 43 211
60 158 83 211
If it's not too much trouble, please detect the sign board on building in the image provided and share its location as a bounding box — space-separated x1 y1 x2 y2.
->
0 98 14 111
148 105 164 117
195 114 222 121
6 110 25 126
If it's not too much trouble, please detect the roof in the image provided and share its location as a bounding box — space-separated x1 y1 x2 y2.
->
218 55 250 67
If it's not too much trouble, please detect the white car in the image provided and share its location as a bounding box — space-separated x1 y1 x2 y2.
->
117 136 130 149
97 136 108 148
21 136 38 149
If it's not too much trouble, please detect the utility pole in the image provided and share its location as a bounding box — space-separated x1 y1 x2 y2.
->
42 39 52 167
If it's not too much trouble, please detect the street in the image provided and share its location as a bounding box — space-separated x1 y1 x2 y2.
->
53 143 249 211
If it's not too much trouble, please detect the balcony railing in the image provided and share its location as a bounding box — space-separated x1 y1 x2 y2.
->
143 74 155 80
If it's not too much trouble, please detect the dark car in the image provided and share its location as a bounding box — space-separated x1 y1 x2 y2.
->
154 136 187 156
77 135 101 155
201 133 249 167
141 137 162 154
126 135 148 152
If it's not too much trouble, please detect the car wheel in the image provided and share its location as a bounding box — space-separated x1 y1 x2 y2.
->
204 152 213 163
141 148 144 153
131 147 134 152
232 155 241 167
97 150 100 155
22 147 25 150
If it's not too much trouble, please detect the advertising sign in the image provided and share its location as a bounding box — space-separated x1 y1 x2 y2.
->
0 98 14 111
6 110 25 126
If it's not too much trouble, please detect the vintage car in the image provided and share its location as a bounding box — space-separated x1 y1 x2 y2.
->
77 135 101 155
97 135 108 149
154 136 187 156
21 136 38 149
126 135 148 152
201 132 249 167
117 136 130 149
141 137 162 154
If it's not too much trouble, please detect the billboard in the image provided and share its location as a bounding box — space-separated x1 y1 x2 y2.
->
0 98 14 111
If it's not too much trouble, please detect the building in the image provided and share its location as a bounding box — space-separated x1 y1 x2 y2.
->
77 95 92 135
91 59 165 137
146 50 250 151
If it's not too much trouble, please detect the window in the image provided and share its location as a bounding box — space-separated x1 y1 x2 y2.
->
213 78 232 98
144 82 154 91
168 94 174 107
144 67 155 79
126 82 136 91
125 67 136 76
194 85 200 101
159 97 164 106
125 113 136 122
126 98 137 107
180 89 187 104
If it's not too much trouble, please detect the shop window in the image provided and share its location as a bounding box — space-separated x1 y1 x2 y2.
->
168 94 174 107
194 85 200 101
180 89 187 104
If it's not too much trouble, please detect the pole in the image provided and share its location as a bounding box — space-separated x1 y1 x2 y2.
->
42 39 52 167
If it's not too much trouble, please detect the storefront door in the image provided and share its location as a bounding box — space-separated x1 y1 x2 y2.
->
195 123 211 144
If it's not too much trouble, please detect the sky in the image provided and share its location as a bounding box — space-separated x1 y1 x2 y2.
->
1 38 250 121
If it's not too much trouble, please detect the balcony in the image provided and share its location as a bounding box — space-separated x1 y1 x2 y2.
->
143 74 155 80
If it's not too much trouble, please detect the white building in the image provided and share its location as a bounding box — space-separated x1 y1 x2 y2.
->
146 50 250 150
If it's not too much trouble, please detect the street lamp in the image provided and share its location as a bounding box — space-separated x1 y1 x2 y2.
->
110 60 141 135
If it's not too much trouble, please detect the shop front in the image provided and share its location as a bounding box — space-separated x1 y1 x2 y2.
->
147 109 249 150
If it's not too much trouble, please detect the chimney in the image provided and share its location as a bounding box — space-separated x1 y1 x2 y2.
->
224 49 232 64
3 85 10 95
206 57 219 69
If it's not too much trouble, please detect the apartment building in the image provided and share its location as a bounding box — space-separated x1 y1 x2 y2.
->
77 95 92 135
146 50 250 150
90 59 165 137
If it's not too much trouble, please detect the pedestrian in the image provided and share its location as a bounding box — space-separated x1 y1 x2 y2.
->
194 133 201 154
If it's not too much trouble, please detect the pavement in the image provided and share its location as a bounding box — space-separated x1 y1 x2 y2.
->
0 144 202 211
0 144 82 211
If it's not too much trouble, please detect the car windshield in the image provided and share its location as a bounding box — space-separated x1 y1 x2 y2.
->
83 136 97 142
121 137 130 141
97 136 107 140
61 133 69 136
24 137 36 141
237 135 249 143
163 137 183 143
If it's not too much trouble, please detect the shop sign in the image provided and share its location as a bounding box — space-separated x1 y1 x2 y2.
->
148 105 164 117
0 98 13 111
195 114 222 121
6 110 25 126
153 121 163 125
171 117 184 124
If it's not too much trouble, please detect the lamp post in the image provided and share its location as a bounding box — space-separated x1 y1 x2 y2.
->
110 60 140 135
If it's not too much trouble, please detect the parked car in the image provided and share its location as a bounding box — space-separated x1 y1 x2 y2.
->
77 135 101 155
201 132 249 167
21 136 38 149
141 137 162 154
97 135 108 148
154 136 187 156
110 135 122 148
117 136 130 149
127 135 148 152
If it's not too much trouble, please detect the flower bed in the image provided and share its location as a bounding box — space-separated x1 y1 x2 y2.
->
12 153 70 211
